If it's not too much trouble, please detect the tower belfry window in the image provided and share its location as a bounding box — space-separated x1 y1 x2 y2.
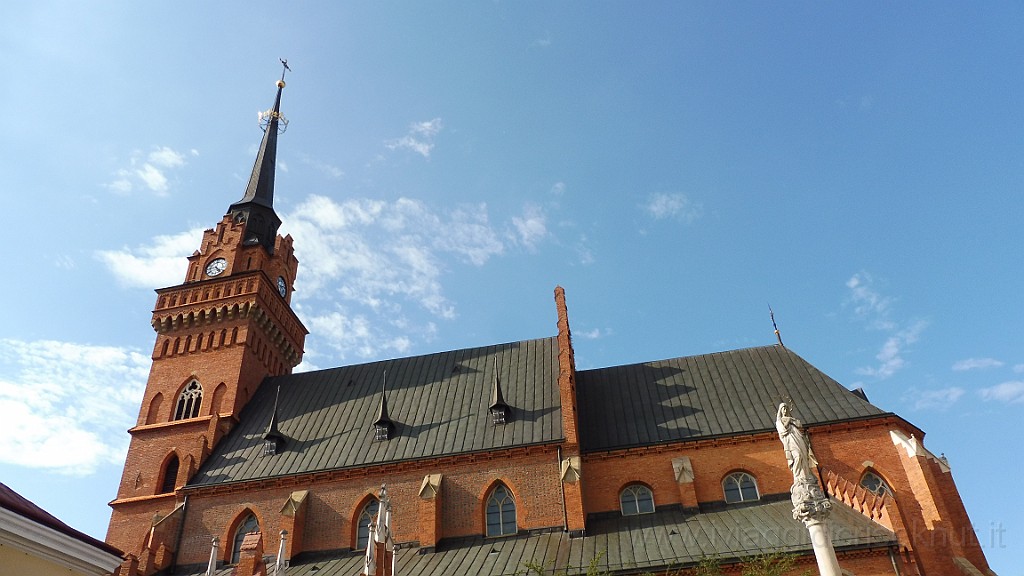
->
174 381 203 420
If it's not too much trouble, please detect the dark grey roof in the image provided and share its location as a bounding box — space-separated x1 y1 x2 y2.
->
191 337 562 486
181 499 894 576
576 345 886 453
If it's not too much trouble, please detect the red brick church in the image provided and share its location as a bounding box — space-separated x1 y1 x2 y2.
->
105 72 994 576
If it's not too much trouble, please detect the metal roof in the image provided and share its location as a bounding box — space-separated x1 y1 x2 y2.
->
193 343 885 486
191 337 563 486
576 345 886 453
180 498 895 576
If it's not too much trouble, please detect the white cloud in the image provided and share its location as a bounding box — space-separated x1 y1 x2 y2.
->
147 146 187 168
952 357 1004 372
107 146 193 196
911 386 965 411
846 272 926 380
96 228 203 289
510 204 548 250
1014 364 1024 374
642 193 702 222
279 195 512 356
0 339 149 475
385 118 443 158
845 272 894 325
979 381 1024 404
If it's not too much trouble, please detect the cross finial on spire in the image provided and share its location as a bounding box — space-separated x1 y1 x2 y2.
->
280 58 291 83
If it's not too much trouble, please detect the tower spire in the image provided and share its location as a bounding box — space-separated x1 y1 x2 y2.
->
228 60 291 255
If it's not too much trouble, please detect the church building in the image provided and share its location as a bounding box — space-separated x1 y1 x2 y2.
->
105 71 994 576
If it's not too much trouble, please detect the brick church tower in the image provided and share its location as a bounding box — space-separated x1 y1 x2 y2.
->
106 65 307 569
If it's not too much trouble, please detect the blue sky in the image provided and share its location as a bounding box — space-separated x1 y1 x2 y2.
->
1 2 1021 572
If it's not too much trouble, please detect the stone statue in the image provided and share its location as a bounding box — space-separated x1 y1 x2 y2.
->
775 402 818 482
773 402 841 576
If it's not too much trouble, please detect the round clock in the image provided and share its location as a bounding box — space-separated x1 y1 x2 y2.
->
277 276 287 297
205 258 228 277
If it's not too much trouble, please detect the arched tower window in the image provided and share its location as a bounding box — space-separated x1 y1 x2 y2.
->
485 483 517 537
723 471 760 503
619 484 655 516
860 470 892 496
231 513 259 563
356 498 380 550
174 381 203 420
159 454 179 494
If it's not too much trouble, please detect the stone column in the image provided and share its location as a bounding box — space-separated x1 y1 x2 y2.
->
791 477 841 576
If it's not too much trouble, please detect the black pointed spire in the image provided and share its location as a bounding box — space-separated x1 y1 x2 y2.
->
373 371 394 441
263 386 286 455
228 60 290 255
489 359 511 425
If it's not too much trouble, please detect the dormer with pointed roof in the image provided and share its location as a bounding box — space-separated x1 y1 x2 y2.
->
489 360 511 425
373 373 395 441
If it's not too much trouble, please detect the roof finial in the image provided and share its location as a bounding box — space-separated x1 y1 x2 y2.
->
769 303 784 347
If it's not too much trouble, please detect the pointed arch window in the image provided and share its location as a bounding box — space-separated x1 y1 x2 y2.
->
231 513 259 564
159 454 179 494
620 484 655 516
723 472 760 503
485 484 517 537
356 499 380 550
173 380 203 420
860 471 892 497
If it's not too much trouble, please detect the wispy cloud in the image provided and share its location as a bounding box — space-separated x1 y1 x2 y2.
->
510 204 548 250
301 154 344 179
108 146 197 196
641 193 702 223
385 118 443 158
952 357 1004 372
979 381 1024 404
281 195 507 359
846 272 926 380
910 386 965 411
0 339 149 475
96 228 204 289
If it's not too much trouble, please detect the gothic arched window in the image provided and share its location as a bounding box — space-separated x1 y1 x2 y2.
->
619 484 655 516
485 483 517 537
231 513 259 563
356 499 380 550
173 381 203 420
159 454 179 494
723 472 760 503
860 470 892 496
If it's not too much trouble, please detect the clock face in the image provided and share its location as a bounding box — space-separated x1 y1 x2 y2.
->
205 258 228 277
277 276 287 297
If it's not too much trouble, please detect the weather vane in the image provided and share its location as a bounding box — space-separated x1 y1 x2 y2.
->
769 303 784 347
258 58 291 133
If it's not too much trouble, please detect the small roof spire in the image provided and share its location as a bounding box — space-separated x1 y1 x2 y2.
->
489 358 511 424
228 60 291 254
373 371 394 440
263 385 285 455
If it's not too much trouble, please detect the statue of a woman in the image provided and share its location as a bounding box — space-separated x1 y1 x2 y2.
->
776 402 818 482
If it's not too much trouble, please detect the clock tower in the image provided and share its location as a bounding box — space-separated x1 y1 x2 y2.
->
106 65 307 570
